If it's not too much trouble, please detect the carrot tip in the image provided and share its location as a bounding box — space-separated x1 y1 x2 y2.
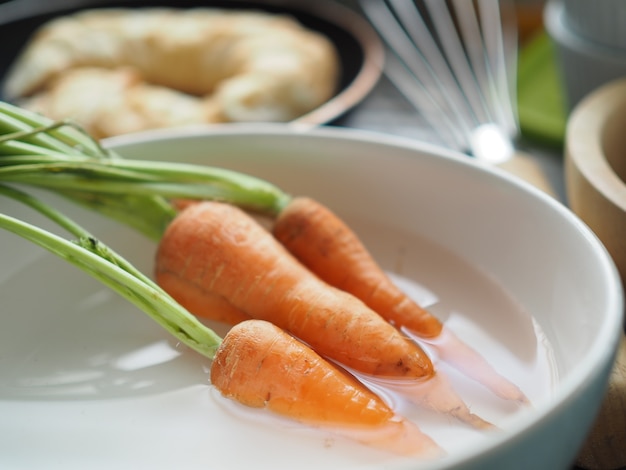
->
362 371 496 431
331 418 445 458
404 326 532 406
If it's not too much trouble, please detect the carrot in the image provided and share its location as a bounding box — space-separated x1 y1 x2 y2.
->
273 196 442 337
156 200 433 379
273 196 529 404
213 319 442 457
156 200 494 428
158 273 252 326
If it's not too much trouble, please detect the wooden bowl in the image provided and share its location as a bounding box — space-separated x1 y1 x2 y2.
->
565 78 626 291
565 77 626 470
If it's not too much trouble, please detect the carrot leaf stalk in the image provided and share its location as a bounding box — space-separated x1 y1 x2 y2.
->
0 184 223 359
0 101 291 241
0 103 104 158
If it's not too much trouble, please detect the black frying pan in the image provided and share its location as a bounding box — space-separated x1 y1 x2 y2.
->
0 0 384 126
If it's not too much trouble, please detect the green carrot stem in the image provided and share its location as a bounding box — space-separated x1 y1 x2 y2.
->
0 159 291 215
0 101 292 239
56 188 176 241
0 101 293 360
0 183 92 238
0 195 223 359
0 102 104 158
0 116 178 238
0 184 152 284
0 140 75 158
0 109 86 157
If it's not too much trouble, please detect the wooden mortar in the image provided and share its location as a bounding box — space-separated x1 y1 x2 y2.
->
565 78 626 470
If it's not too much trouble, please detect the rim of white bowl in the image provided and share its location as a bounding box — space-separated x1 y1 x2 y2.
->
104 123 624 469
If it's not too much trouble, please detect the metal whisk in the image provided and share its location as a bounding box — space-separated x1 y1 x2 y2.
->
360 0 555 195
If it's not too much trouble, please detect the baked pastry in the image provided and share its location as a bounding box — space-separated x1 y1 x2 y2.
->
3 8 340 137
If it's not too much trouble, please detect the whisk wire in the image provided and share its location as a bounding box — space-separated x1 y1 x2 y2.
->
477 0 519 136
361 0 471 149
360 0 520 156
384 54 468 150
387 0 477 133
423 0 488 128
450 0 497 124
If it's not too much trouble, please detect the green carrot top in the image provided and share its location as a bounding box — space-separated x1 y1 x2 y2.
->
0 101 291 240
0 100 292 357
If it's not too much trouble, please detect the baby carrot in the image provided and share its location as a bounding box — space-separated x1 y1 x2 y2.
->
212 319 442 457
273 196 442 337
158 272 253 326
156 200 493 428
273 196 529 404
156 200 433 379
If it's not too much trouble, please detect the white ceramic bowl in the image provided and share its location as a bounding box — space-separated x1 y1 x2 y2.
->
0 125 622 470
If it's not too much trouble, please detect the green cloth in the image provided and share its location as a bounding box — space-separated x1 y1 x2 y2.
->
517 31 567 149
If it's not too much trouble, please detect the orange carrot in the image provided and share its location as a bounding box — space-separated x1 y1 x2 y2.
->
273 197 529 404
212 319 443 457
157 270 252 325
273 196 442 337
156 201 493 428
156 201 433 379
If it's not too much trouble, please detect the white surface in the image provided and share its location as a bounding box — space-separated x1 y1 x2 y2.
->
0 125 622 470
